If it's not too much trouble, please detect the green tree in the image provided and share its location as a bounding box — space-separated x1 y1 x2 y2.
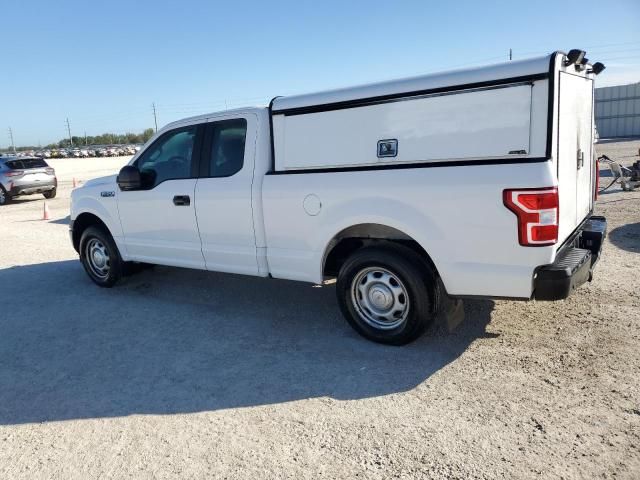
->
142 128 155 143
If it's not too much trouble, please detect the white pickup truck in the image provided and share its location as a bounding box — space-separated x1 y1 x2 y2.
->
70 49 607 345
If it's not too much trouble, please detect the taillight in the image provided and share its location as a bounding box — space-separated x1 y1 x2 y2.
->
5 170 24 178
45 167 55 175
503 187 559 246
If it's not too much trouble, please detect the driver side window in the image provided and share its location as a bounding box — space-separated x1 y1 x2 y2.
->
135 126 197 189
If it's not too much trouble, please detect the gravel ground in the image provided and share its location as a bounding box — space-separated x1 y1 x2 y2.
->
0 146 638 479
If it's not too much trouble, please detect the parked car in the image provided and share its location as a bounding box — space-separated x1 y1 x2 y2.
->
0 156 57 205
70 49 607 345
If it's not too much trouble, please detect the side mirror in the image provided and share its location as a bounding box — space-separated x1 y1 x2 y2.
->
117 165 141 191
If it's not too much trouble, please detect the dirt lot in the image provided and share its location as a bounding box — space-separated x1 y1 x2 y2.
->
0 143 638 479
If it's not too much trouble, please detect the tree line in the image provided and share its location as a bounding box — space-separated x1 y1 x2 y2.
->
2 128 156 152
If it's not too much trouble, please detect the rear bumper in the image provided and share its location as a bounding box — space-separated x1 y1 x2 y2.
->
533 215 607 300
9 180 57 196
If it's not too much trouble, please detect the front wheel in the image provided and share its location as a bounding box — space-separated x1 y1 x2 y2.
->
79 226 124 287
336 245 437 345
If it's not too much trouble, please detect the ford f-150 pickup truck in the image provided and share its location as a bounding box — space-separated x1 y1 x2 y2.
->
70 49 607 344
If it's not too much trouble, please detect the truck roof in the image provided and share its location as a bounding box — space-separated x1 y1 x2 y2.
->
162 107 267 131
271 54 554 113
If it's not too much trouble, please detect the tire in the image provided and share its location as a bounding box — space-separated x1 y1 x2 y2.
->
43 188 57 199
0 187 11 205
79 226 124 287
336 244 438 345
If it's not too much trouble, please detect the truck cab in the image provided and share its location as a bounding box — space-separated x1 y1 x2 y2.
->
71 109 270 275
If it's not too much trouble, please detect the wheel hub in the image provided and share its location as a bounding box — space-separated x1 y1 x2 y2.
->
368 284 394 310
351 267 410 330
92 250 106 268
86 238 110 279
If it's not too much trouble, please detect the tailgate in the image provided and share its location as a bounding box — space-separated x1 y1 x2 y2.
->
20 170 52 183
557 72 595 243
6 158 53 183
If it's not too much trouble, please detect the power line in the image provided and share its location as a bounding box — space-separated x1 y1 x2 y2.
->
65 118 73 147
152 102 158 132
8 127 16 154
582 40 640 50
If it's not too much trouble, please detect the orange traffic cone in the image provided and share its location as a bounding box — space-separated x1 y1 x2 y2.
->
42 201 51 221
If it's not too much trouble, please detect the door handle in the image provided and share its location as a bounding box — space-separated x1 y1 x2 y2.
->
173 195 191 206
577 149 584 169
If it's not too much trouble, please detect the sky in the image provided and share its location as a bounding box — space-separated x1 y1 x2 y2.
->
1 0 639 147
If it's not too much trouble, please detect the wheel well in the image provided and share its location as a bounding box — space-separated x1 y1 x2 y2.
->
72 213 111 253
322 223 439 278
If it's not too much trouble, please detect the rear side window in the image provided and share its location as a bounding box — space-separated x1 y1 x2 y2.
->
207 119 247 177
5 159 48 169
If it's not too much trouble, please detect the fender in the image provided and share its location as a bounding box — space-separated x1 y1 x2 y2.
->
312 196 448 284
71 195 128 259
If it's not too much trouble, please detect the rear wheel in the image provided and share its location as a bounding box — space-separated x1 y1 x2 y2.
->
79 226 124 287
43 188 57 199
0 187 10 205
336 245 437 345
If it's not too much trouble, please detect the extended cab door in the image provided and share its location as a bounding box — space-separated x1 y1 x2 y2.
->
117 124 206 269
194 115 258 275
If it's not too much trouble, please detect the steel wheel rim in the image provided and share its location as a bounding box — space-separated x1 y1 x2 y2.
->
351 267 410 330
0 190 5 204
85 238 110 279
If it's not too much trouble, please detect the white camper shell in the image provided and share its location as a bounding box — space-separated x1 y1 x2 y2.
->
270 52 596 244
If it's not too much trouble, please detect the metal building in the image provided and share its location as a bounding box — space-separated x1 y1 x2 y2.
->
594 82 640 138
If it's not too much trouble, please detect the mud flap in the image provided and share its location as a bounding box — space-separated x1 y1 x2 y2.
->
436 279 465 332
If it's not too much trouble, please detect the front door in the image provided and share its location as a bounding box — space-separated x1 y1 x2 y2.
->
117 124 206 269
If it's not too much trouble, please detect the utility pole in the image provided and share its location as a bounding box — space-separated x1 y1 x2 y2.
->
509 48 513 61
84 131 88 146
8 127 16 154
152 102 158 132
66 118 73 147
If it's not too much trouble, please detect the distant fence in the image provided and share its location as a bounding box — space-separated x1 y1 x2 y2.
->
595 82 640 138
